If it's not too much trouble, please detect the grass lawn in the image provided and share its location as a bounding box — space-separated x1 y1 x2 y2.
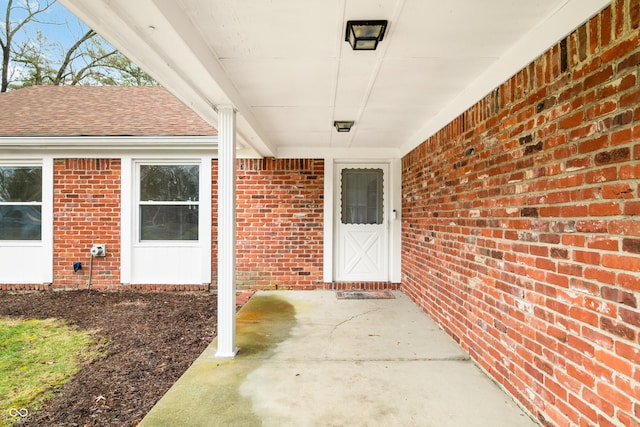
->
0 317 102 427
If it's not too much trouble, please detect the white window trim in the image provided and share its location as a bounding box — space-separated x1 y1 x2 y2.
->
121 156 212 284
0 160 44 244
135 160 201 246
0 157 53 283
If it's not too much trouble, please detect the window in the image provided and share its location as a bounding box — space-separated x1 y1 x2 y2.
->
0 165 42 240
138 164 199 241
341 168 383 225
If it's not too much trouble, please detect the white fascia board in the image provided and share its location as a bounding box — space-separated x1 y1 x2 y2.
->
0 136 267 159
58 0 275 158
0 136 217 155
400 0 612 157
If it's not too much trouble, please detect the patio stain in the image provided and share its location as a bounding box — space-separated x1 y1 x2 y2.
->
139 294 296 427
236 294 297 358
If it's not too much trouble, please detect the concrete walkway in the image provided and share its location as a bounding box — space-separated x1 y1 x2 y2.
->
140 290 538 426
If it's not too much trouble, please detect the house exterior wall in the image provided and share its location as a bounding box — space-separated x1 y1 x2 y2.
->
401 1 640 425
53 158 121 288
212 158 325 290
3 156 326 290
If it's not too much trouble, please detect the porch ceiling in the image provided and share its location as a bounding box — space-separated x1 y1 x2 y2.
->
59 0 610 158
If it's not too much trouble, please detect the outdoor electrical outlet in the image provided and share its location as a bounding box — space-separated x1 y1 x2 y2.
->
90 244 106 257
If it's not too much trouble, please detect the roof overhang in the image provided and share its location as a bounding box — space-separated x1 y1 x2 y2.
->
58 0 611 159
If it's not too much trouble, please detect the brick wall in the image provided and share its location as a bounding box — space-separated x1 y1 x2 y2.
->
402 1 640 425
53 159 121 289
212 158 325 290
5 157 323 290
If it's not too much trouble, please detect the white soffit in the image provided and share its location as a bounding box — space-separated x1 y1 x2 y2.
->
400 0 613 154
58 0 612 159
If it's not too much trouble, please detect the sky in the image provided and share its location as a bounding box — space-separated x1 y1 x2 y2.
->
8 0 92 50
2 0 121 85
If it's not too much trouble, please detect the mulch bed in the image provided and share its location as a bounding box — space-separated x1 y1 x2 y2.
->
0 290 220 427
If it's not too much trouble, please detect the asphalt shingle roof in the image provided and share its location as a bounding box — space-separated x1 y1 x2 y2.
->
0 86 217 137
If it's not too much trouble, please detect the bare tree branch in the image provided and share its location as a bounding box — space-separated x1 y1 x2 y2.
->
2 1 156 90
69 49 118 85
1 0 55 91
53 29 95 84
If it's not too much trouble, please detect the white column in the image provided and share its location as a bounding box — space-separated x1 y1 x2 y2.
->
215 105 238 359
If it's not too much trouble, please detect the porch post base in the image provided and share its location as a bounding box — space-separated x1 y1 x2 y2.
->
214 348 239 360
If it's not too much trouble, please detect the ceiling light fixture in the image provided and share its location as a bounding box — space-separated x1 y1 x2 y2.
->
334 121 354 132
345 20 388 51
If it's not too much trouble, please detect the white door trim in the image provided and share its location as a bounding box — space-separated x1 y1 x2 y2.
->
335 162 389 282
323 158 401 284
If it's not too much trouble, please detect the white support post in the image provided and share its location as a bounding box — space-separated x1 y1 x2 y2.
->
215 105 238 359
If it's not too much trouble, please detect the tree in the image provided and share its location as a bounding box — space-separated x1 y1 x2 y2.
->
1 0 55 91
1 0 155 91
97 50 158 87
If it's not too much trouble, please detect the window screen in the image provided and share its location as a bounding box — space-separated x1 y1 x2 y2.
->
0 166 42 240
341 168 383 225
139 164 199 241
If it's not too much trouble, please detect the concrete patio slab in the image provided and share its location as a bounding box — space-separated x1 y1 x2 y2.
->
140 290 537 426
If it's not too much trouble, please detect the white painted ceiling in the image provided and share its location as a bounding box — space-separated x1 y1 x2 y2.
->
59 0 610 158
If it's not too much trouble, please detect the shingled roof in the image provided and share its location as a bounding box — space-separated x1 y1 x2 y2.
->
0 86 217 137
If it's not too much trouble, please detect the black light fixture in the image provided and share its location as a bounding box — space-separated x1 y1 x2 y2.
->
334 121 354 132
345 20 388 51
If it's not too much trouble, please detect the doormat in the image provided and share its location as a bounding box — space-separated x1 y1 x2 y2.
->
336 291 395 300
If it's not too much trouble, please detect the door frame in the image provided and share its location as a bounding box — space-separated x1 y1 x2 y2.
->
334 162 389 282
323 158 401 284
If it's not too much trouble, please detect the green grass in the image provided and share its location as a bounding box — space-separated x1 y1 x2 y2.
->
0 317 102 427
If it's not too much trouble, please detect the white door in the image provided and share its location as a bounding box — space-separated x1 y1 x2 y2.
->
335 163 389 282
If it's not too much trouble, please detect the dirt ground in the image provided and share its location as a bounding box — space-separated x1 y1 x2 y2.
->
0 290 220 427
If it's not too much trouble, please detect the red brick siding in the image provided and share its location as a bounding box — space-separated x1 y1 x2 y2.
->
402 1 640 426
7 157 325 290
212 158 325 289
124 284 209 291
53 159 121 289
324 282 400 290
0 283 52 291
